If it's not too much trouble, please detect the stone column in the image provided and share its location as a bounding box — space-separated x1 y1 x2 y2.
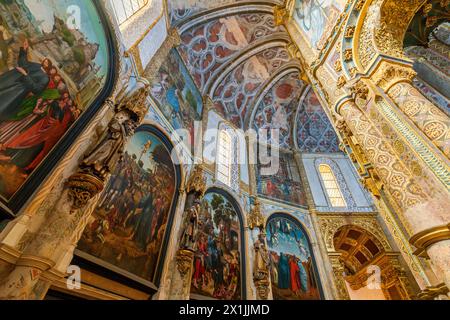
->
0 86 149 300
337 99 450 290
328 253 350 300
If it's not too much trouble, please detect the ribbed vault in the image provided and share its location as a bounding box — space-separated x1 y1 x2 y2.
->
167 0 341 151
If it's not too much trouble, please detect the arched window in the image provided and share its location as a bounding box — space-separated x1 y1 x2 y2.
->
319 164 347 207
111 0 149 25
217 130 232 186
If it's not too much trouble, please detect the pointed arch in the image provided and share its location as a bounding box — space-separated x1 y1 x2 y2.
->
204 35 292 96
208 39 292 98
245 63 303 131
175 1 280 32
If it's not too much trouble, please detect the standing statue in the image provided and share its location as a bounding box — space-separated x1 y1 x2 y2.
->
82 110 137 179
180 199 201 251
253 232 271 299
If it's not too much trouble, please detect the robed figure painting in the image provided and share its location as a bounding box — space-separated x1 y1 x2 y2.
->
0 0 108 202
266 215 322 300
77 130 177 284
191 192 243 300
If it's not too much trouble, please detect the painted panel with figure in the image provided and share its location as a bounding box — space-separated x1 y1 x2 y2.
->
0 0 110 205
191 191 244 300
150 48 202 150
257 151 307 207
77 128 178 285
293 0 347 50
266 215 322 300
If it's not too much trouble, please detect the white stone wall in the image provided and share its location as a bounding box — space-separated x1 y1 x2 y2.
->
302 153 374 212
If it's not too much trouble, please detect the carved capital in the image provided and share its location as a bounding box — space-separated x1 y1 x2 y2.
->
373 63 417 92
409 223 450 258
254 277 270 300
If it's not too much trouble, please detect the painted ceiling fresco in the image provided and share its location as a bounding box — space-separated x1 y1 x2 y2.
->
169 0 285 27
177 13 286 93
212 46 291 128
164 0 341 151
253 72 305 148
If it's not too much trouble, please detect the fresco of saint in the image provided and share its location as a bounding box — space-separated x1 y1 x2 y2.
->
257 152 307 206
0 0 108 201
266 215 322 300
77 130 176 284
190 192 242 300
150 48 202 152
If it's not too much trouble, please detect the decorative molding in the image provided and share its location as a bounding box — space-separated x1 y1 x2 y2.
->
417 283 449 300
409 223 450 257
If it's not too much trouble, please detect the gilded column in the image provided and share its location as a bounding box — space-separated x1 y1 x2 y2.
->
337 99 450 289
373 63 450 159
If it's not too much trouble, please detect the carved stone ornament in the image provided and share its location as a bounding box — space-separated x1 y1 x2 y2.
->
417 283 449 300
345 26 356 38
344 49 353 61
350 80 369 101
274 5 288 26
176 249 195 276
253 233 271 300
334 60 342 73
373 64 417 92
248 197 264 230
66 173 105 210
186 165 207 196
337 76 347 89
116 84 150 123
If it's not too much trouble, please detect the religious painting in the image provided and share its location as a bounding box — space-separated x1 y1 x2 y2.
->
150 48 202 150
293 0 347 50
77 127 179 285
0 0 110 208
266 214 322 300
256 150 307 207
191 190 245 300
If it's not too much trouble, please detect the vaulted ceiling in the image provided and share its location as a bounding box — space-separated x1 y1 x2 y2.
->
168 0 341 152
